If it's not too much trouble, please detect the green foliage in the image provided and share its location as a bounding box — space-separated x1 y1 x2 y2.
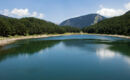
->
0 17 81 37
62 26 81 33
83 12 130 35
0 18 11 36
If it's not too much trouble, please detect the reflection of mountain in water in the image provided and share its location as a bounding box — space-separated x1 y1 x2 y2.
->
0 40 60 62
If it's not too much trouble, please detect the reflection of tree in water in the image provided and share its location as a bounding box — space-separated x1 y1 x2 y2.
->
96 40 130 56
0 39 130 62
62 39 130 56
0 40 60 62
108 41 130 56
62 39 110 53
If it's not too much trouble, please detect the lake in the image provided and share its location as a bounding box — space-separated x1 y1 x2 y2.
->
0 35 130 80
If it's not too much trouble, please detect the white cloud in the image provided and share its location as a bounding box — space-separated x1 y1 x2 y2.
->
0 9 10 16
39 13 44 18
31 11 38 17
125 2 130 10
97 8 124 17
11 8 29 17
0 8 44 19
97 2 130 17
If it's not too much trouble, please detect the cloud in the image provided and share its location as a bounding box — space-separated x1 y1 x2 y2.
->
0 9 10 16
97 7 124 17
125 2 130 10
0 8 44 19
11 8 29 17
39 13 44 18
31 11 37 17
97 2 130 17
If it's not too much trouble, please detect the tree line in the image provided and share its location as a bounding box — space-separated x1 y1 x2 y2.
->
0 17 80 37
83 11 130 35
1 11 130 37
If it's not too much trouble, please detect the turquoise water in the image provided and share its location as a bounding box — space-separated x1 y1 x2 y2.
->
0 35 130 80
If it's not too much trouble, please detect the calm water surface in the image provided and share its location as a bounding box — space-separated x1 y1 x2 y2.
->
0 35 130 80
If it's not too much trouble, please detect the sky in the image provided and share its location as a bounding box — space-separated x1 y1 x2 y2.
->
0 0 130 24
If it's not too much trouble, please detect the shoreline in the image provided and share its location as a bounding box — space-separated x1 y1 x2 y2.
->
87 33 130 39
0 33 81 46
0 34 58 46
0 33 130 46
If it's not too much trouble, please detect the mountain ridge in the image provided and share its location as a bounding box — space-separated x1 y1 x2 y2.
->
60 14 106 28
0 14 9 18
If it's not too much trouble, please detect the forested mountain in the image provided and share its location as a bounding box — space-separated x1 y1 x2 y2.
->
83 11 130 35
125 11 130 15
0 15 80 37
60 14 106 28
0 14 8 18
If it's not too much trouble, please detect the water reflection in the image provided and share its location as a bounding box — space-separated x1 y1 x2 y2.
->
0 40 60 62
0 36 130 80
108 41 130 56
62 39 130 61
124 56 130 65
96 48 116 59
0 37 130 63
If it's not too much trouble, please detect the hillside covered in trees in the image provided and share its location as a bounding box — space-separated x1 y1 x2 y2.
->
83 11 130 35
0 15 80 37
60 14 106 28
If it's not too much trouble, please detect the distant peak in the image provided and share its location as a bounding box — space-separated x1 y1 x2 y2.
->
60 13 106 28
125 10 130 15
0 14 9 18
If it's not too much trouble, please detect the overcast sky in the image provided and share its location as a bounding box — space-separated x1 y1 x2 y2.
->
0 0 130 24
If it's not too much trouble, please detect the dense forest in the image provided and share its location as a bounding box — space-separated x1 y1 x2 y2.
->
83 11 130 35
0 16 80 37
1 10 130 37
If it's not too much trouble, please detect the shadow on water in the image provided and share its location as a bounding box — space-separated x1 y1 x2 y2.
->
0 40 60 62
